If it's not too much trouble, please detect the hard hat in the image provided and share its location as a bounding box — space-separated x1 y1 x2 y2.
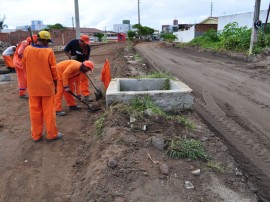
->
83 61 94 71
80 35 90 44
37 30 52 42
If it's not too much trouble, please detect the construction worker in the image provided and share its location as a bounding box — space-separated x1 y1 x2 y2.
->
55 60 94 116
2 45 16 73
13 35 37 99
22 30 62 142
64 35 93 102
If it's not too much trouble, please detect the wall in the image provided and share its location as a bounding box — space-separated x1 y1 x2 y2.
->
174 25 195 43
0 29 76 46
195 24 217 37
218 9 268 31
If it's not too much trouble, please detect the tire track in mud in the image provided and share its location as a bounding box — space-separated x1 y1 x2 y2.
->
195 90 270 200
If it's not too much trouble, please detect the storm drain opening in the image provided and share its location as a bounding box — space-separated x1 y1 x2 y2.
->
106 78 194 112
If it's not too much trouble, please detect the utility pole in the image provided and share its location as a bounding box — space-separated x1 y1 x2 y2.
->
74 0 80 39
249 0 261 55
138 0 141 25
72 17 74 30
210 2 213 17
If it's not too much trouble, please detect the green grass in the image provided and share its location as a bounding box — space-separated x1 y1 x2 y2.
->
134 53 143 61
174 115 196 130
129 95 166 117
166 138 209 160
139 72 175 80
207 160 225 172
94 116 106 138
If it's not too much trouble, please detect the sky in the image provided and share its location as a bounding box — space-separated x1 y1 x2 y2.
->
1 0 270 31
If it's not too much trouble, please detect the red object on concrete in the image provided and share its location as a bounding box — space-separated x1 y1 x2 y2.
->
117 33 126 42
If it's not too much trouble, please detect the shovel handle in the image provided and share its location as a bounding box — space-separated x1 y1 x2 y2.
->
67 90 91 109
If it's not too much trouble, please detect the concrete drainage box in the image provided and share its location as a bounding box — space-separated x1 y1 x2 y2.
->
106 78 194 112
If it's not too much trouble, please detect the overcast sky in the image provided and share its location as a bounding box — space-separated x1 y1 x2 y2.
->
1 0 270 31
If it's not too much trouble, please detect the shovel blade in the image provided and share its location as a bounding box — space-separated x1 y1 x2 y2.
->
94 90 103 101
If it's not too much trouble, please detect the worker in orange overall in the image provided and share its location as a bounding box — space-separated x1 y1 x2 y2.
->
2 45 16 73
13 35 37 99
55 60 94 116
22 30 62 142
64 35 93 102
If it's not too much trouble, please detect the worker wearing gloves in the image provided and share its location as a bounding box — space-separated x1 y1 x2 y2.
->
22 30 62 142
55 60 94 116
13 35 37 99
64 35 93 102
2 45 16 73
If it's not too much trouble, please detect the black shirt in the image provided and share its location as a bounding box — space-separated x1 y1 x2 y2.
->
64 39 91 62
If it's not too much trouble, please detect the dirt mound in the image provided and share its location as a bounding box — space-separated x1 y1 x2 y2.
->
68 43 257 202
0 42 258 202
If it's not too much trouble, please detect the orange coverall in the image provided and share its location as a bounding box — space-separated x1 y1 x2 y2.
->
13 40 29 96
101 59 111 90
22 44 59 141
55 60 82 112
80 73 90 96
2 46 16 69
3 55 14 68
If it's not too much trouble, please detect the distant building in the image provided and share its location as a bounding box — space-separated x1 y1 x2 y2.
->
173 17 218 43
161 19 179 33
16 20 47 31
113 20 136 33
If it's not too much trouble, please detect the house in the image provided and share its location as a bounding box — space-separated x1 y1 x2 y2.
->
67 27 103 43
174 17 218 43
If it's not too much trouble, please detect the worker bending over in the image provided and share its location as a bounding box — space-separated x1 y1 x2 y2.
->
2 45 16 73
64 35 93 102
22 31 62 142
55 60 94 116
14 35 37 99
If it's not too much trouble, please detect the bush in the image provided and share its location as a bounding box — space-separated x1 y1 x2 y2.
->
160 33 177 42
219 22 251 51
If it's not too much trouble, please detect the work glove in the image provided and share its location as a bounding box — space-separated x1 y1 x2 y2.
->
77 95 82 100
64 86 70 92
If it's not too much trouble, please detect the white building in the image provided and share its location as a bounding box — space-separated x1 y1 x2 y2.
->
16 20 46 31
218 10 268 31
113 24 135 33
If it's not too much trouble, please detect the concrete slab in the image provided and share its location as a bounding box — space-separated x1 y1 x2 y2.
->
106 78 194 112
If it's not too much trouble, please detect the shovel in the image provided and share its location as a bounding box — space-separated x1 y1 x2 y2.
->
67 90 101 112
84 73 103 101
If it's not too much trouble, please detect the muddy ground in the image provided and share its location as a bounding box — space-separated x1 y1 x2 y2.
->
0 42 260 201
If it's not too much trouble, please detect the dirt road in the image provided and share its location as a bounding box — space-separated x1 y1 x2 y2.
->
136 42 270 200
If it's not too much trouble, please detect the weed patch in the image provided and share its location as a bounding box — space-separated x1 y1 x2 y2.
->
207 160 226 172
166 138 209 160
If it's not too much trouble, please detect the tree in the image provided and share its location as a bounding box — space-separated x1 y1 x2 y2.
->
132 24 155 38
94 33 104 42
45 23 66 30
0 15 8 32
127 30 137 40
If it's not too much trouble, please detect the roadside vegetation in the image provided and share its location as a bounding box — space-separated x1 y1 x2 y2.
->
127 24 155 40
186 22 270 54
166 138 209 160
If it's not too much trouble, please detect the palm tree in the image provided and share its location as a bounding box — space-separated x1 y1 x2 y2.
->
0 15 8 32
